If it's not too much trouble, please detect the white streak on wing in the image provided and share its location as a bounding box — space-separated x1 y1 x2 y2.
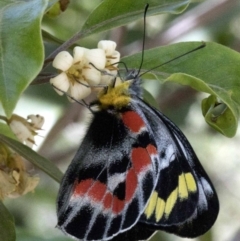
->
201 177 214 196
197 183 208 212
175 135 188 159
64 197 89 227
197 177 213 212
160 144 175 169
107 173 126 192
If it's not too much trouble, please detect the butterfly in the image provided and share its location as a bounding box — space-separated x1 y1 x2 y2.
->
56 67 219 241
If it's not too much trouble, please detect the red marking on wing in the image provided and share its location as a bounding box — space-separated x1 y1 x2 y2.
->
73 179 93 197
73 179 126 214
146 144 158 155
112 196 125 214
88 181 107 202
71 148 153 214
122 111 145 133
125 168 138 202
103 192 113 209
131 147 152 174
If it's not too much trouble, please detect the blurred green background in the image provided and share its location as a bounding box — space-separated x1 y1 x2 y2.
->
4 0 240 241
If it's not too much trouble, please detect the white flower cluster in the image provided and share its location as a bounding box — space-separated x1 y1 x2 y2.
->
50 40 120 101
9 114 44 148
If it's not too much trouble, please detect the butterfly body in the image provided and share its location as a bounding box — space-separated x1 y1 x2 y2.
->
57 73 219 241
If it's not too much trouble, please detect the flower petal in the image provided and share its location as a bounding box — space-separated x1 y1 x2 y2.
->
108 51 120 65
73 46 88 65
83 67 101 85
20 175 39 196
85 49 106 69
0 170 17 200
115 77 122 86
27 115 44 129
52 51 73 71
99 69 116 85
50 72 70 95
68 81 91 101
9 120 32 142
98 40 117 56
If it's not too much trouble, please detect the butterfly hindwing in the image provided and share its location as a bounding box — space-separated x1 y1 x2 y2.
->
132 98 219 237
154 109 219 237
57 107 160 240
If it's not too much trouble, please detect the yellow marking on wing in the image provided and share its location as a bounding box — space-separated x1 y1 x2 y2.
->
155 197 165 222
98 81 131 109
150 173 197 223
144 191 158 218
185 173 197 192
178 173 189 199
164 188 178 218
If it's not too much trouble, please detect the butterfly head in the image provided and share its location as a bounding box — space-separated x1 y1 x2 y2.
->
94 69 142 111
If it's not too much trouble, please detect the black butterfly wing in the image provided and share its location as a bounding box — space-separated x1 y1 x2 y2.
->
109 223 155 241
133 97 219 238
57 109 160 241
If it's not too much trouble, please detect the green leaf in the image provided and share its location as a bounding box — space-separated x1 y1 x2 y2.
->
202 95 236 137
0 134 63 183
121 42 240 137
46 2 62 18
46 0 70 18
81 0 191 37
0 0 48 118
143 89 159 109
0 201 15 241
0 123 16 140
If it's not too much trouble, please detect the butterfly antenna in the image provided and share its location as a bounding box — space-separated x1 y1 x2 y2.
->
139 42 206 77
51 84 95 114
137 3 149 76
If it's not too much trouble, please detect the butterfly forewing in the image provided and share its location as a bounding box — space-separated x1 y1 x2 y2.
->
57 108 160 240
